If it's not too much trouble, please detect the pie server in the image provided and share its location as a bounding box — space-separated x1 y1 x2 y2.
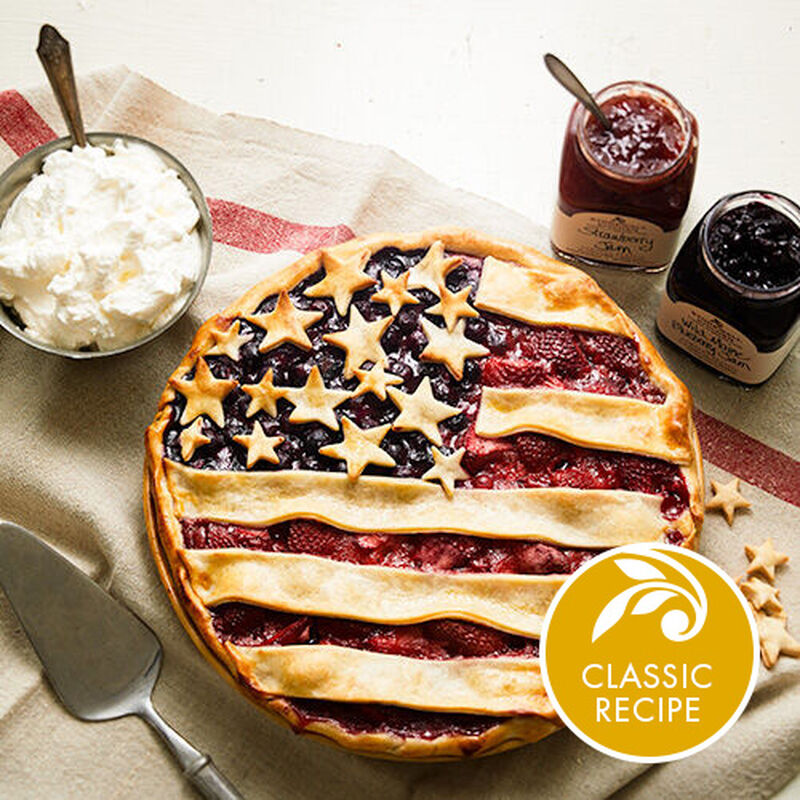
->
0 520 243 800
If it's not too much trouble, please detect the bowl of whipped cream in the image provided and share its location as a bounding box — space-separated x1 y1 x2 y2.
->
0 132 211 357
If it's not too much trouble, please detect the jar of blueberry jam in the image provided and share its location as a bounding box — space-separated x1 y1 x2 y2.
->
658 191 800 384
552 81 698 271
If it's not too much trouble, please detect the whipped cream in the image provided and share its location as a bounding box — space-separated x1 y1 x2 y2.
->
0 139 201 350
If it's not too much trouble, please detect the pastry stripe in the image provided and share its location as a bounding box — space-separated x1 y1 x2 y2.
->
229 644 552 716
474 255 628 334
165 461 678 548
182 549 563 636
476 387 692 464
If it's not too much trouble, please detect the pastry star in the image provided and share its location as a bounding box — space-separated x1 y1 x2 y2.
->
241 368 287 418
386 376 462 447
422 447 469 498
234 422 284 468
419 317 489 380
705 477 751 525
179 418 210 461
370 270 419 316
246 291 323 353
755 611 800 669
170 358 237 427
425 284 478 331
407 240 462 296
352 362 403 401
323 307 393 379
745 537 789 582
305 246 377 316
206 319 253 361
319 416 396 479
284 365 352 430
740 576 783 616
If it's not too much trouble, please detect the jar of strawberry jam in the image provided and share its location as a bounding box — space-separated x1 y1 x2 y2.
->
658 191 800 384
552 81 698 271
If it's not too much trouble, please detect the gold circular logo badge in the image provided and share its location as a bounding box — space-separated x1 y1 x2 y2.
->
540 543 758 762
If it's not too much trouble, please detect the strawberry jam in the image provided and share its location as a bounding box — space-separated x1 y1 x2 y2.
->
584 93 686 179
552 80 698 271
168 244 690 743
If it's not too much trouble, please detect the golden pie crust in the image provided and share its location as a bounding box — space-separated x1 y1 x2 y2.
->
145 227 704 761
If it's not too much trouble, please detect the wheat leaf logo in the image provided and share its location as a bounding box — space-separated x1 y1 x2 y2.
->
591 552 707 643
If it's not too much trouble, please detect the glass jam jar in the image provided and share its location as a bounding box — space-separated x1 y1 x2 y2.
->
658 191 800 384
551 80 698 271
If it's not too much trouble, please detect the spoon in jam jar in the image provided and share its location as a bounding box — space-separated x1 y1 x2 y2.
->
544 53 612 131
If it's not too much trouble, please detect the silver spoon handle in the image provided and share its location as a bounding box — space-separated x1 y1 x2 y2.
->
36 24 87 147
138 699 244 800
543 53 612 131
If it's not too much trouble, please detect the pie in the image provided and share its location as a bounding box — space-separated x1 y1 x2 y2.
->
144 228 703 760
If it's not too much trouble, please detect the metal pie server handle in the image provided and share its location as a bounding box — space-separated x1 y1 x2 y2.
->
0 521 243 800
139 698 242 800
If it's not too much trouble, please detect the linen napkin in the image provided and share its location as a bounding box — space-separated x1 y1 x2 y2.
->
0 66 797 800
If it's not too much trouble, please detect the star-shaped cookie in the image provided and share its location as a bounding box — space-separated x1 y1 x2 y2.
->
323 307 393 379
319 416 396 479
352 363 403 401
705 477 751 525
386 376 462 447
305 246 377 316
234 422 284 468
206 319 253 361
745 538 789 582
241 368 288 418
370 270 419 316
419 317 489 380
755 611 800 669
426 284 478 331
284 366 352 430
246 291 323 353
170 358 237 427
179 418 210 461
407 241 462 296
422 447 469 498
740 576 783 616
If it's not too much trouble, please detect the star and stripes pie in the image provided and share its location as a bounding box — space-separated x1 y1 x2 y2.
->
144 228 704 760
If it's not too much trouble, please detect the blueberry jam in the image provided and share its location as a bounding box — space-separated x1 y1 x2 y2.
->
707 201 800 291
168 246 690 742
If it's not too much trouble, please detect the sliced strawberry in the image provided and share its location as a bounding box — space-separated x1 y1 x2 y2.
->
426 620 509 658
514 434 564 473
522 327 589 378
481 356 550 388
368 627 443 659
578 330 642 378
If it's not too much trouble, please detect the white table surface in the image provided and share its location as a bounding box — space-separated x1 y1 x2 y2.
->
1 1 799 797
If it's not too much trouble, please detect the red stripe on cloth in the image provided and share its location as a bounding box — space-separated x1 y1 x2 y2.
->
0 90 56 156
208 197 354 254
694 409 800 507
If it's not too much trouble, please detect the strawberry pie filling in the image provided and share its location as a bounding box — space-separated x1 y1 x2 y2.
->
168 246 690 742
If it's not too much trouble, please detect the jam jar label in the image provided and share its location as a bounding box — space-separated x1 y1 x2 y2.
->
657 297 800 384
552 209 679 269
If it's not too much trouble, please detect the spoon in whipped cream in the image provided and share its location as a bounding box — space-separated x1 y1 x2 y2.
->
0 25 211 356
37 24 87 148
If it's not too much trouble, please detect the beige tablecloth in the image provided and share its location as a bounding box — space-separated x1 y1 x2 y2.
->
0 67 798 799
